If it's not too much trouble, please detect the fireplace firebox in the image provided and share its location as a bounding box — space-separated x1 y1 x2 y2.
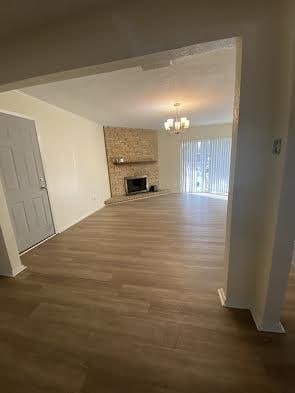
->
125 175 148 195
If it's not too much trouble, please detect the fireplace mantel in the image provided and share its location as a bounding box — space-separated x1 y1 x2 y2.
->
113 159 157 165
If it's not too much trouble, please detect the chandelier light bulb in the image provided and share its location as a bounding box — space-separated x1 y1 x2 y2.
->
164 103 190 134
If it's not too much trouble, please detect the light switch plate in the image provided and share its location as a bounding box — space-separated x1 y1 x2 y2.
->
272 138 282 155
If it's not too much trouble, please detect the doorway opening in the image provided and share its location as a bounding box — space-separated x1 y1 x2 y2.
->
0 37 241 287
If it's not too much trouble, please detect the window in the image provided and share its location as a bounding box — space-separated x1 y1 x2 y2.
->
180 137 232 194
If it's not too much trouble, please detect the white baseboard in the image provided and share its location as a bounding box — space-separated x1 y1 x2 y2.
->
218 288 227 306
57 205 104 233
0 264 26 277
217 288 250 309
20 233 56 256
251 308 285 334
218 288 286 334
10 264 27 277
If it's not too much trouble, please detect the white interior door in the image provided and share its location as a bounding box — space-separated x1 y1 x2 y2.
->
0 112 55 253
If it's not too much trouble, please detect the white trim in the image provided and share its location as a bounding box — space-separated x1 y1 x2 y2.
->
57 205 104 233
217 287 250 309
218 286 246 308
218 288 286 333
20 234 56 256
33 119 58 232
0 265 24 277
218 288 227 306
10 264 27 277
250 308 285 334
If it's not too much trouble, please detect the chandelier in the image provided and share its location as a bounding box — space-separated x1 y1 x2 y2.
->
164 103 190 134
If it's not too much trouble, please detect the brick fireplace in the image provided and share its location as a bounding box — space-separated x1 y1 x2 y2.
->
103 126 159 197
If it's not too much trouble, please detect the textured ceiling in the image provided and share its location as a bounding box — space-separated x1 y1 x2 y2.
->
21 39 236 129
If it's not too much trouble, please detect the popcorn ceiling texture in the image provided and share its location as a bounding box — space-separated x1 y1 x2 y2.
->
103 126 159 197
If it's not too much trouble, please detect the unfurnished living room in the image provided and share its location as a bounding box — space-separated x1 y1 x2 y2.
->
0 1 295 393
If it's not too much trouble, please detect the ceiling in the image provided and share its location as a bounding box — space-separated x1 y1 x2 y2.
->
21 40 236 130
0 0 111 39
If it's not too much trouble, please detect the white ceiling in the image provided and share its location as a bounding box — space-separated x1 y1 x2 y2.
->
21 40 236 130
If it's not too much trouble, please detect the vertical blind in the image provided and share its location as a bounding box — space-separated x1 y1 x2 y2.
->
180 137 232 194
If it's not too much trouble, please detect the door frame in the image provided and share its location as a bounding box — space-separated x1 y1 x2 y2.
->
0 108 56 252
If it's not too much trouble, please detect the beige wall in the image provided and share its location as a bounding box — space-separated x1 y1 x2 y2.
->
159 124 232 192
104 126 159 197
0 91 110 235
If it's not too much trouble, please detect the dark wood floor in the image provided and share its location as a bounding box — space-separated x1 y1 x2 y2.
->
0 193 294 393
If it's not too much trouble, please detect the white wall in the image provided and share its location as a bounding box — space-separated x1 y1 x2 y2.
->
159 123 232 192
251 0 295 331
0 91 110 235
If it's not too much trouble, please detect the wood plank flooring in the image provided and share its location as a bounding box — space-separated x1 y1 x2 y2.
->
0 193 294 393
